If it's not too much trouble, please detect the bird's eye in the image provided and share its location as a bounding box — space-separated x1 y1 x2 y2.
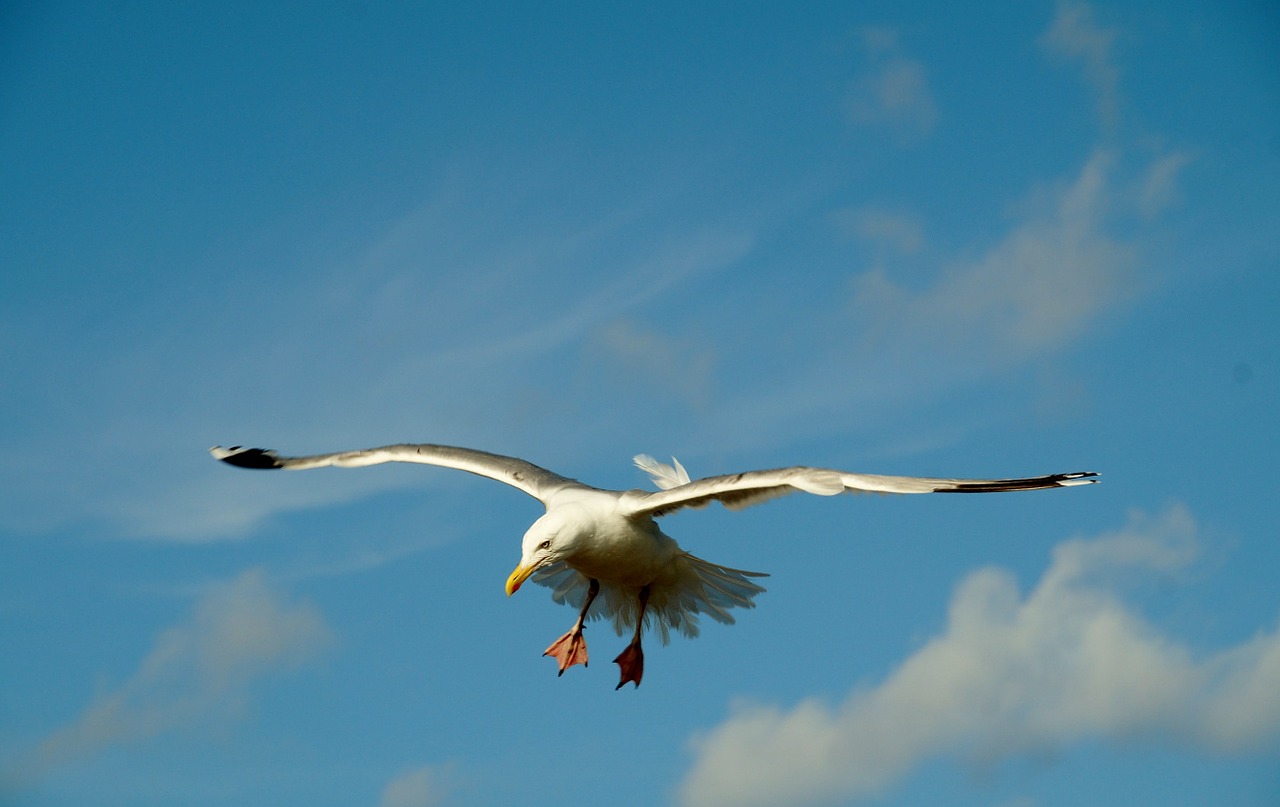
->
538 540 551 550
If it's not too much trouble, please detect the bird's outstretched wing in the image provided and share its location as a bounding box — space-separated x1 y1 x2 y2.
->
621 462 1098 518
210 444 587 504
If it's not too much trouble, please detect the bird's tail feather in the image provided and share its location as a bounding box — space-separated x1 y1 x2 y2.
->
532 555 767 644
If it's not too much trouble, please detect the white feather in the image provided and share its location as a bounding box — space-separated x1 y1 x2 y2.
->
633 454 692 490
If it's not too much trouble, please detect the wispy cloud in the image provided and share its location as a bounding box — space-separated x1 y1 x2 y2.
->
831 206 925 256
715 2 1155 452
713 150 1135 449
1041 0 1121 127
849 150 1134 366
0 174 752 542
3 569 332 790
586 319 716 410
679 505 1280 807
1136 150 1195 219
844 28 938 140
379 763 456 807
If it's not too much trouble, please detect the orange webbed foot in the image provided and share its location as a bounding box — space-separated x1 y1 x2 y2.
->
543 629 589 676
613 641 644 689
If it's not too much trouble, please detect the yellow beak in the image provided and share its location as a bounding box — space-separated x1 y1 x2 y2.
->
505 562 535 596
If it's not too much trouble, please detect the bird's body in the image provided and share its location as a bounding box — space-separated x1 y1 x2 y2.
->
211 443 1097 687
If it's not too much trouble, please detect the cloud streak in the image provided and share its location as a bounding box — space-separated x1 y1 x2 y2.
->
832 206 925 256
850 150 1134 367
4 569 332 790
0 174 752 543
845 28 937 139
713 149 1138 450
586 319 716 410
379 763 455 807
679 505 1280 807
1041 0 1121 126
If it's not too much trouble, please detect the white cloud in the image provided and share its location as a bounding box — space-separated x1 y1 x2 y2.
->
850 150 1133 367
832 206 925 256
679 504 1280 807
1041 1 1121 126
1137 150 1195 219
4 569 332 789
587 319 716 409
705 150 1137 450
845 28 937 138
701 143 1162 455
379 763 454 807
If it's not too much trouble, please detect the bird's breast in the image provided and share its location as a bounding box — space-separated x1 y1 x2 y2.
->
566 517 679 588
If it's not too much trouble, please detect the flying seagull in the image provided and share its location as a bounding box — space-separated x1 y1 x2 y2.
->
210 443 1097 689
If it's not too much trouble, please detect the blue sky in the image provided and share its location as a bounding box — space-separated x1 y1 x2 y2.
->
2 1 1278 805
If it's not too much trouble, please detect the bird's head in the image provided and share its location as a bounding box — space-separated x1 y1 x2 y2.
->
505 509 581 596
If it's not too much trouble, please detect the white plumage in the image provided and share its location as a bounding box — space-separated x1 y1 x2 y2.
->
210 443 1097 687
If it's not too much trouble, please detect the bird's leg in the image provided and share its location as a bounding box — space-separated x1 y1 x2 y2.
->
543 578 599 676
614 585 650 690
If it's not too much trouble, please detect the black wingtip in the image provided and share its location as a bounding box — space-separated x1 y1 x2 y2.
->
939 470 1101 493
209 446 283 470
1063 471 1101 485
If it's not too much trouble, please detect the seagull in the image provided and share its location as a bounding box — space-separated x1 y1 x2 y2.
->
210 443 1097 689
